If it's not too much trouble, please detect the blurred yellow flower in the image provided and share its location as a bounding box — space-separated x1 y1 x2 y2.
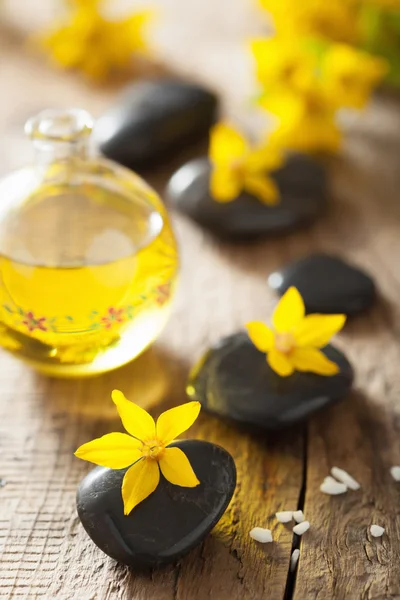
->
40 2 151 80
251 38 316 93
266 90 341 154
259 0 358 43
246 287 346 377
75 391 201 514
209 123 283 204
322 44 388 109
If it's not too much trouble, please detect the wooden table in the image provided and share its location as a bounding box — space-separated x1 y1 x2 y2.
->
1 2 400 598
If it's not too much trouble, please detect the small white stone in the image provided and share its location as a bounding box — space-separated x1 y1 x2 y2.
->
320 476 347 495
390 466 400 482
331 466 360 491
293 510 305 523
249 527 273 543
276 511 293 523
290 549 300 572
293 521 310 535
370 525 385 538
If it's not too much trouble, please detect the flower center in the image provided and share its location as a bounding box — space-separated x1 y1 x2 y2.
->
281 63 298 84
231 158 246 178
142 439 164 460
274 332 296 354
304 90 329 116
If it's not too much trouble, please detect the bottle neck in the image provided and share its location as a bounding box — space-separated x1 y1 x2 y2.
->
26 108 93 166
33 139 89 165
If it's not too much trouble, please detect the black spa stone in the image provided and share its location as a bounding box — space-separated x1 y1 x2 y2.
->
76 440 236 569
268 253 376 315
187 333 353 430
166 154 327 240
94 79 218 169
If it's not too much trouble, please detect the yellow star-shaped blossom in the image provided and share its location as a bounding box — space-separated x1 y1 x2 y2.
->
39 1 151 81
246 287 346 377
266 89 342 155
209 123 283 205
322 44 388 109
75 391 201 515
251 38 316 94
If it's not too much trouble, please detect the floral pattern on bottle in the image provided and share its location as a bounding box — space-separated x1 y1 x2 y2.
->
155 283 172 306
1 276 174 337
101 307 125 329
22 312 48 332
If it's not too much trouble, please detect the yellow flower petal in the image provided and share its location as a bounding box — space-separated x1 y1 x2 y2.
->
75 432 142 469
156 402 201 446
290 347 339 375
322 44 388 109
245 146 283 172
246 321 274 352
122 458 159 515
209 123 248 165
294 314 346 348
265 86 342 155
159 447 200 487
38 4 150 81
112 390 155 441
251 37 316 92
244 174 279 205
267 348 294 377
210 166 242 202
272 287 305 333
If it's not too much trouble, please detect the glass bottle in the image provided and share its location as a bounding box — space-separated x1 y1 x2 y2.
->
0 109 179 376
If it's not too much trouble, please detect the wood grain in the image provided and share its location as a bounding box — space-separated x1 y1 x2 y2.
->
1 1 400 598
293 98 400 600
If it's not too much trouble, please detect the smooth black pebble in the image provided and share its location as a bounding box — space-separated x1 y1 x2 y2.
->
269 253 376 315
166 154 327 240
76 440 236 569
188 333 353 431
94 79 218 169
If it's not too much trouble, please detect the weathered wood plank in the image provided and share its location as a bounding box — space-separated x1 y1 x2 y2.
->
293 99 400 600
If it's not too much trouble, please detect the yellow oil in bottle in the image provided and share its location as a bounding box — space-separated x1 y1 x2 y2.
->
0 177 179 376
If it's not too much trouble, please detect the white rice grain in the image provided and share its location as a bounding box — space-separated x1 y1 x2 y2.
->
320 476 347 495
249 527 273 543
293 510 305 523
390 466 400 482
331 466 360 491
290 549 300 572
293 521 310 535
370 525 385 538
276 511 293 523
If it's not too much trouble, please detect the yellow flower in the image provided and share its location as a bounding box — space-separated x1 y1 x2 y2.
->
209 123 283 204
322 44 388 109
39 2 151 81
259 0 358 43
246 287 346 377
266 89 341 154
251 38 316 93
75 391 201 515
